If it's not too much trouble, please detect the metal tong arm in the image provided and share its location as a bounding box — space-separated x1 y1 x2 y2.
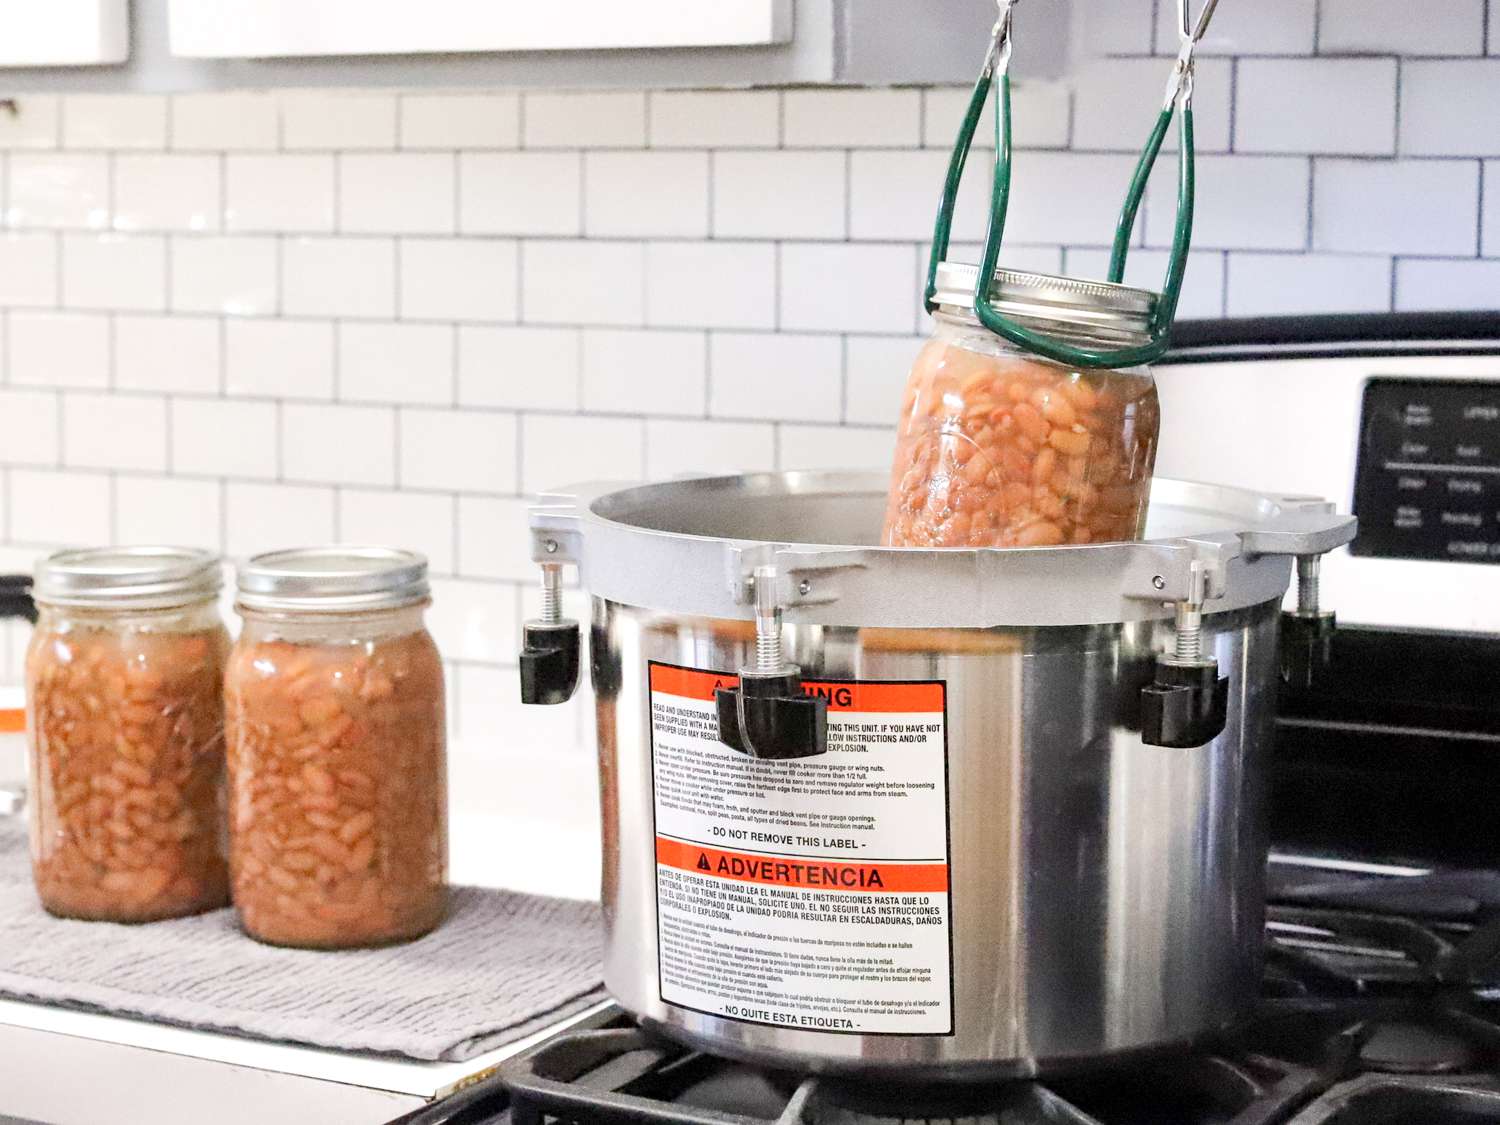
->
924 0 1219 370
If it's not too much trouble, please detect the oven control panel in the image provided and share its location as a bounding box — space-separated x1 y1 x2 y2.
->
1353 377 1500 563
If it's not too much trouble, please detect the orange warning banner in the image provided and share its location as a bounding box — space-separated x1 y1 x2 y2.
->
0 709 23 734
656 837 949 893
649 664 943 714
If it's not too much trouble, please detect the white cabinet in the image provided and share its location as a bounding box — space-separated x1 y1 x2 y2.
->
168 0 791 59
0 0 128 67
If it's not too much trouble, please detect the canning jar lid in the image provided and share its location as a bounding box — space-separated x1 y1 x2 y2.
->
33 546 222 610
933 261 1157 351
236 547 429 613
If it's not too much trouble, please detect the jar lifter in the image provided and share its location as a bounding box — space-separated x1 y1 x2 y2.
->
926 0 1221 370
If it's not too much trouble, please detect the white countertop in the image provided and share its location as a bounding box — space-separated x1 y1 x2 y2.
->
0 740 606 1124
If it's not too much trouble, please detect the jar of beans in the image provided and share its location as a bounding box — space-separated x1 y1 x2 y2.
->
224 548 447 949
883 264 1162 549
26 547 230 922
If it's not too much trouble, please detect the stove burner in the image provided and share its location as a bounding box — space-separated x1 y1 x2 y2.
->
1289 1074 1500 1124
429 898 1500 1125
1359 1021 1480 1075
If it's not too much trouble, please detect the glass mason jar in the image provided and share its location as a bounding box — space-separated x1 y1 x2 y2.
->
883 264 1162 549
224 548 447 949
26 548 230 922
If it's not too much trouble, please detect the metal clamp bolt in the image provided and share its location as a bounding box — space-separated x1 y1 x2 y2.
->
518 561 581 706
1141 559 1229 749
714 566 829 761
1281 554 1337 692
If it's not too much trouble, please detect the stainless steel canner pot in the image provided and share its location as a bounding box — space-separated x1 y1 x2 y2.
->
517 471 1356 1078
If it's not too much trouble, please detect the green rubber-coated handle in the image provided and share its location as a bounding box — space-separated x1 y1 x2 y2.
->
927 52 1198 370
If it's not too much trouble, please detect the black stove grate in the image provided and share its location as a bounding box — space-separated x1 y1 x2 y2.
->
394 890 1500 1125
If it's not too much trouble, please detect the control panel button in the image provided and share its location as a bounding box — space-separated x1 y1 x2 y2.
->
1352 377 1500 564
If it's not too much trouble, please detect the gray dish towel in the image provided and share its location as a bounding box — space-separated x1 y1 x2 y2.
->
0 819 605 1061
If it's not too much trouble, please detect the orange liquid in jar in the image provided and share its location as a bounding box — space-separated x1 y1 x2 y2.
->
882 340 1160 548
224 630 447 949
27 624 231 922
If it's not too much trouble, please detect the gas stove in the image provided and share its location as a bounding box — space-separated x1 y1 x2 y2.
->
398 631 1500 1125
398 868 1500 1125
397 315 1500 1125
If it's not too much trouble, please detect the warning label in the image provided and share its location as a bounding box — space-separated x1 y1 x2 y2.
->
648 662 952 1036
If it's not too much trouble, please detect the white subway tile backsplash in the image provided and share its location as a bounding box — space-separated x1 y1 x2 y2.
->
456 495 531 580
709 332 841 422
282 93 397 151
644 418 775 480
1236 60 1398 156
114 155 220 232
116 316 219 396
340 488 455 573
458 325 581 411
283 236 395 319
922 82 1072 151
1401 62 1500 157
225 155 335 233
7 154 108 229
1314 160 1479 256
339 321 454 405
644 241 772 329
399 238 518 323
62 96 166 150
0 233 58 308
9 311 108 388
581 328 706 416
427 578 516 664
844 335 921 426
525 239 643 326
340 154 456 235
649 91 778 149
1002 152 1139 245
114 477 221 548
9 470 110 546
63 392 167 472
1225 253 1393 317
171 398 278 480
849 150 989 242
1395 259 1500 311
224 482 335 558
0 43 1496 726
400 94 520 150
0 98 59 149
522 414 643 491
777 425 892 472
779 243 916 334
523 92 645 149
784 90 921 149
1146 156 1309 251
283 403 395 485
171 236 278 316
584 152 708 237
1320 0 1483 56
225 319 334 400
1154 0 1314 55
62 234 167 311
1485 161 1499 257
1072 58 1231 153
1074 0 1156 56
460 152 582 236
0 390 59 465
399 408 517 493
713 151 845 240
1064 248 1226 319
170 93 279 152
